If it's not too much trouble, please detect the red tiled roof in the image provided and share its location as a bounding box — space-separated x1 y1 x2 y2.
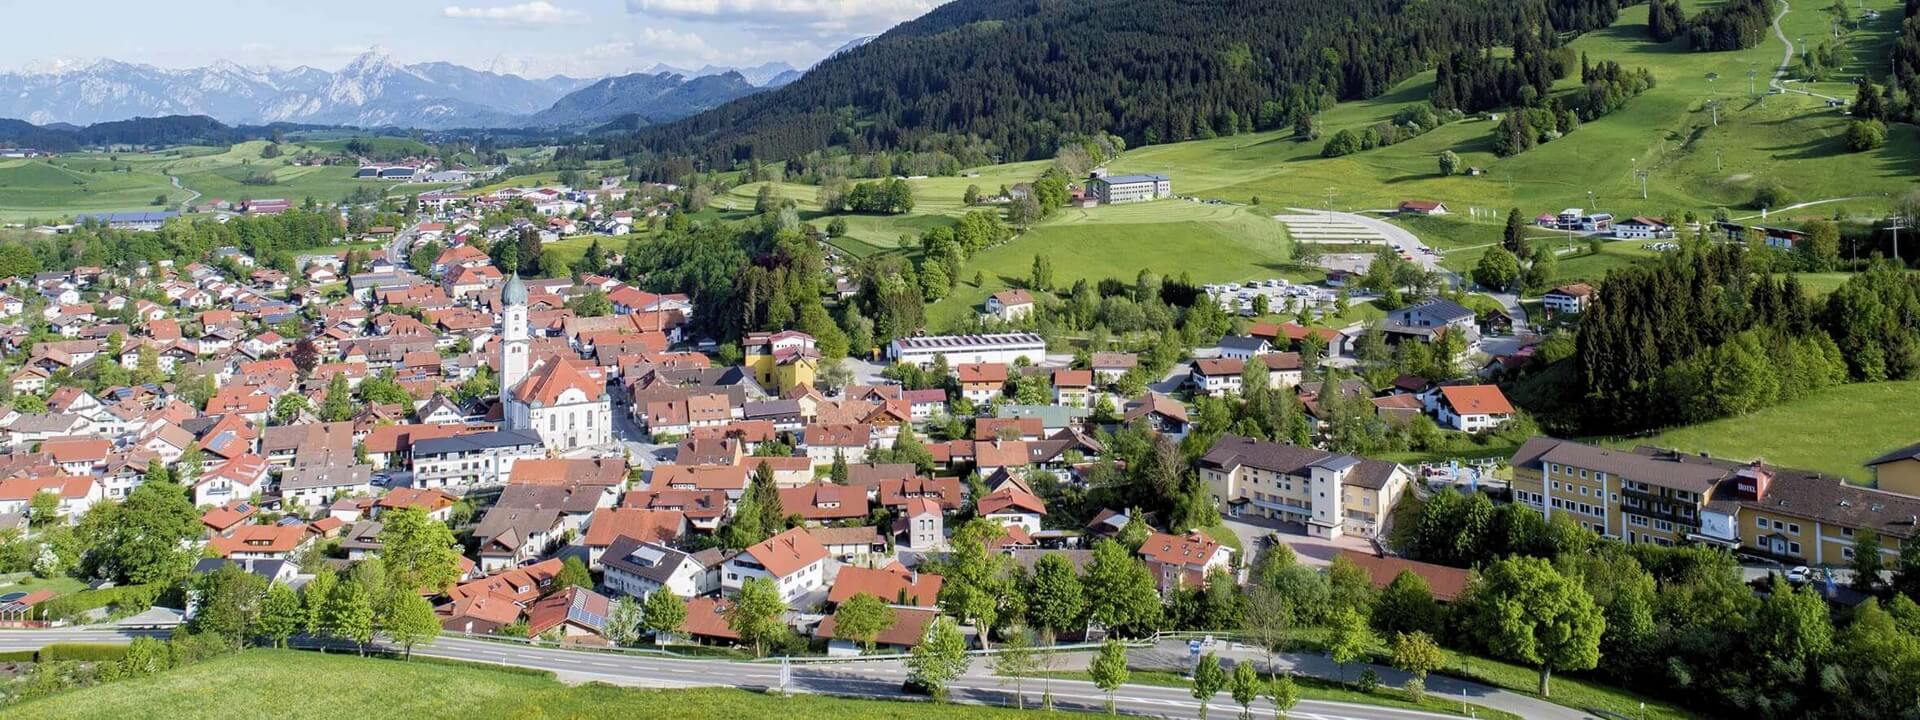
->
582 507 686 547
827 563 942 607
1439 385 1514 416
743 527 827 577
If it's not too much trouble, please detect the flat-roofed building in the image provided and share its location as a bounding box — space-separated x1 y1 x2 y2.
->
888 332 1046 368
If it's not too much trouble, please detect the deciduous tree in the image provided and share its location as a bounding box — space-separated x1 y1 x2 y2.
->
907 615 971 702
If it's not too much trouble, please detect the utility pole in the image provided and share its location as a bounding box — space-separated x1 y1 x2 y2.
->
1748 67 1759 97
1635 170 1650 200
1715 149 1724 172
1891 219 1908 267
1324 186 1336 224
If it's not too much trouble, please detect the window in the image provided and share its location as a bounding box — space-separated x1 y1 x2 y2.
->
1580 469 1588 479
1756 517 1767 529
1789 542 1802 556
1843 527 1855 536
1843 547 1855 559
1788 523 1800 535
1773 520 1785 530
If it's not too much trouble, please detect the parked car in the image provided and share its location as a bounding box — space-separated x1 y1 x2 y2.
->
1786 566 1812 584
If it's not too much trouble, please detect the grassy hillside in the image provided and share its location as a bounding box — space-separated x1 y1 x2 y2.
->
0 140 463 222
1104 0 1915 221
3 649 1048 720
1604 380 1920 483
925 202 1302 328
0 155 185 222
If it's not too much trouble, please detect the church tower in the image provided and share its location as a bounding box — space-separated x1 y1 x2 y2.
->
500 272 529 399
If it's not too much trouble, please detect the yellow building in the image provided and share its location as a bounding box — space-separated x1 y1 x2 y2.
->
1866 442 1920 497
742 330 819 393
1510 437 1917 566
1198 434 1412 540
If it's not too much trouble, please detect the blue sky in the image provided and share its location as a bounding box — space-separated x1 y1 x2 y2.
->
1 0 941 76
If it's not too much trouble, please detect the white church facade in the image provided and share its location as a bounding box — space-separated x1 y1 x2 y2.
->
499 274 613 452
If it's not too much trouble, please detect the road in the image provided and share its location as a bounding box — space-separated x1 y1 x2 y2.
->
164 171 201 213
1766 0 1842 102
0 628 1553 720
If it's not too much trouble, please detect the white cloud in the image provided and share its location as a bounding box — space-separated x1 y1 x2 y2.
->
625 0 939 33
443 2 587 26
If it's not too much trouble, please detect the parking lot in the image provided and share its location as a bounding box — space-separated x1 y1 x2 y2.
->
1203 277 1338 317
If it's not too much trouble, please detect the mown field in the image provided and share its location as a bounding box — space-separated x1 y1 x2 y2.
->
0 139 467 222
0 155 184 222
3 649 1056 720
925 202 1302 328
1605 379 1920 484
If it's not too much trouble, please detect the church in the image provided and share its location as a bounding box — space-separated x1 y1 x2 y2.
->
498 274 612 452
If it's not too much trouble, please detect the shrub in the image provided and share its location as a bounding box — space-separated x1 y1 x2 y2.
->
1845 120 1886 152
37 643 130 662
1751 181 1792 210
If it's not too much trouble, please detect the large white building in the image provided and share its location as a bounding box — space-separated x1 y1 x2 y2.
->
888 332 1046 368
500 274 613 452
409 428 547 490
1088 173 1172 204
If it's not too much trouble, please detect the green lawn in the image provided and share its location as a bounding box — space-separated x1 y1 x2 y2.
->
1039 669 1519 720
1098 0 1915 224
924 202 1302 329
0 574 85 599
0 157 184 222
1272 627 1691 720
5 649 1063 719
1606 379 1920 484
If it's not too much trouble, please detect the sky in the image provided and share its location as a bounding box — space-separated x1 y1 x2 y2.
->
0 0 944 77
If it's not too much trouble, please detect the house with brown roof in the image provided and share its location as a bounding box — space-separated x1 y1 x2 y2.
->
984 289 1035 322
602 537 724 600
778 483 871 525
1542 283 1596 315
1198 434 1412 540
581 507 688 568
524 586 613 642
801 424 873 465
978 484 1047 534
722 527 828 603
1335 550 1471 601
816 606 939 656
1138 530 1233 593
208 523 311 561
828 562 943 609
956 362 1008 404
1433 384 1514 433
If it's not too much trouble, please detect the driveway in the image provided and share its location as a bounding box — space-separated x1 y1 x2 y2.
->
1218 515 1375 569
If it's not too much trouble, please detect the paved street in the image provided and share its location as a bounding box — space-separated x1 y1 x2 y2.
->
0 628 1567 720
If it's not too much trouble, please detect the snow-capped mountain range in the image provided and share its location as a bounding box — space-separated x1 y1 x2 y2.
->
0 50 806 130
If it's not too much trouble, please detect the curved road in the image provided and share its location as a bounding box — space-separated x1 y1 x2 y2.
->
1767 0 1842 102
1284 208 1530 333
0 628 1589 720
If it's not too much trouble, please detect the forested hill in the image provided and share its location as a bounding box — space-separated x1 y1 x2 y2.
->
615 0 1622 165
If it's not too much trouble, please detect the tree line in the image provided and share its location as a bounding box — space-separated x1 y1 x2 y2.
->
1404 488 1920 717
1568 242 1917 434
603 0 1623 168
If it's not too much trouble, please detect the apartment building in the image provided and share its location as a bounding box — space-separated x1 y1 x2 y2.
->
1197 434 1412 540
1509 437 1917 564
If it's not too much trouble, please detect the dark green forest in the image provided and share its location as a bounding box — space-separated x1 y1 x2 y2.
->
605 0 1627 166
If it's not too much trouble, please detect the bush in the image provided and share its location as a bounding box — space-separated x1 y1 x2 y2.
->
39 643 131 662
1356 667 1380 693
1751 181 1792 210
37 583 164 623
1845 119 1886 152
